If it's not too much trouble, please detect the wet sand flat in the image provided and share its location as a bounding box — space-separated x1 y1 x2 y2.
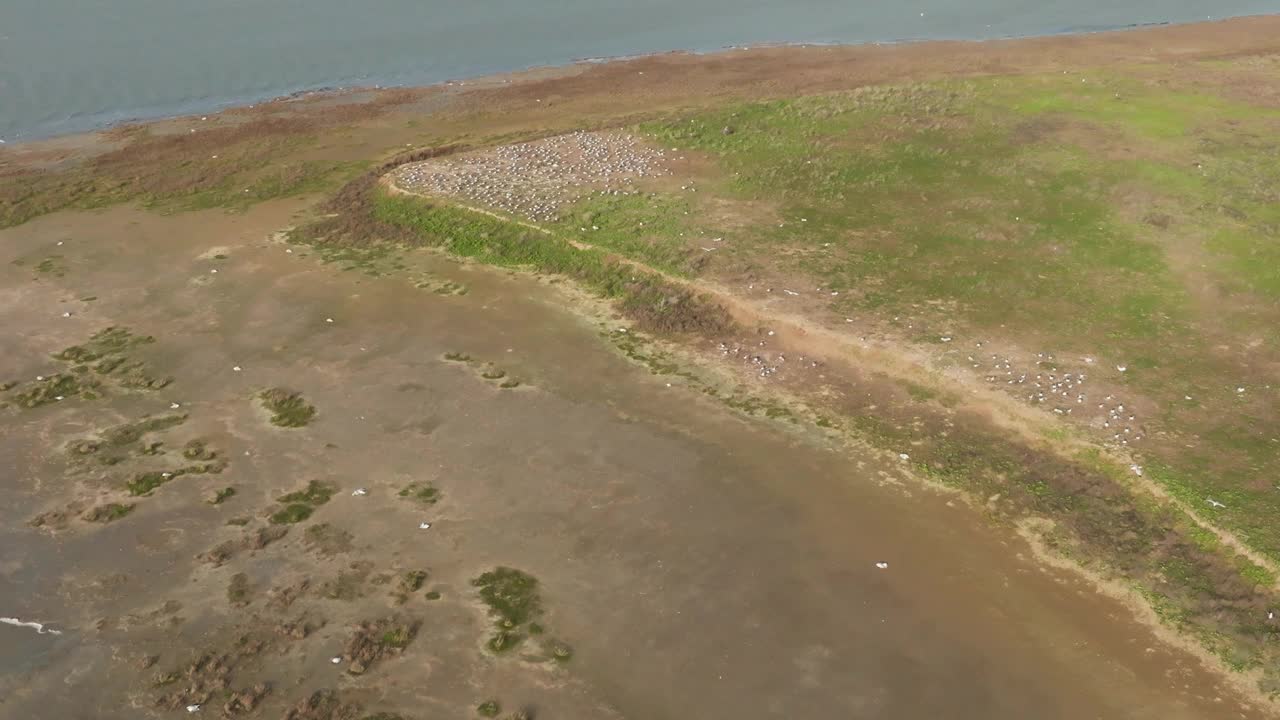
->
0 202 1261 719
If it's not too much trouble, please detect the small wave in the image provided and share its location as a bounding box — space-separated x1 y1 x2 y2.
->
1 617 63 635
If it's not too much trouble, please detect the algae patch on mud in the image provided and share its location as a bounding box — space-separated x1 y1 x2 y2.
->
81 502 136 523
470 566 570 661
258 387 317 427
269 480 338 525
473 567 541 654
397 482 440 505
11 327 174 409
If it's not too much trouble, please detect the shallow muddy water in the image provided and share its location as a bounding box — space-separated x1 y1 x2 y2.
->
0 202 1264 718
5 0 1280 141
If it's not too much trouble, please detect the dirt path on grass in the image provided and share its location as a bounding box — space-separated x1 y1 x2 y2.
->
386 175 1280 597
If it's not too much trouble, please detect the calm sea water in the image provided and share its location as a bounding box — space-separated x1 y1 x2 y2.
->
2 0 1277 141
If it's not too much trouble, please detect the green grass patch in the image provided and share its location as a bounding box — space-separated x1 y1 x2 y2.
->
398 570 428 593
14 373 99 408
209 486 238 509
81 503 136 523
278 480 337 506
56 327 154 364
551 192 701 276
227 572 252 606
269 503 315 525
125 470 174 496
398 482 440 505
379 625 414 650
473 566 542 628
304 522 354 556
640 86 1188 356
123 460 224 496
269 480 336 524
97 414 187 448
35 256 67 277
183 438 217 461
258 388 317 427
370 192 732 336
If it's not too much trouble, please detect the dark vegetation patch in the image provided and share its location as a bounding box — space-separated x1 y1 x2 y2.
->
100 413 188 448
126 460 226 496
14 373 99 408
397 482 440 505
1 90 421 230
57 326 153 363
477 701 501 718
199 526 289 567
472 567 549 655
64 412 189 469
152 632 277 713
81 502 135 523
283 688 362 720
258 388 317 427
391 570 428 604
208 487 237 505
183 438 217 460
340 618 419 674
14 328 174 409
279 479 337 505
23 254 68 277
28 507 79 530
269 480 336 524
227 573 253 606
271 504 315 525
304 523 354 556
319 562 373 601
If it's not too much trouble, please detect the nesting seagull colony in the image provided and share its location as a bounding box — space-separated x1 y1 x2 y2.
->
394 131 670 222
395 130 1147 448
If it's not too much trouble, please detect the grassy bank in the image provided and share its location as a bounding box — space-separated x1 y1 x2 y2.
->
0 91 423 228
626 70 1280 571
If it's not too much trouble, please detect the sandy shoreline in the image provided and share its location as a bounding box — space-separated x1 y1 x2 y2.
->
3 13 1279 152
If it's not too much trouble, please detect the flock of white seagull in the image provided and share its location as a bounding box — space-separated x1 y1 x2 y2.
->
394 130 670 222
393 131 1243 462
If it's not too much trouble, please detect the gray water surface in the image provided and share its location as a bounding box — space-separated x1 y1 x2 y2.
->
2 0 1277 141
